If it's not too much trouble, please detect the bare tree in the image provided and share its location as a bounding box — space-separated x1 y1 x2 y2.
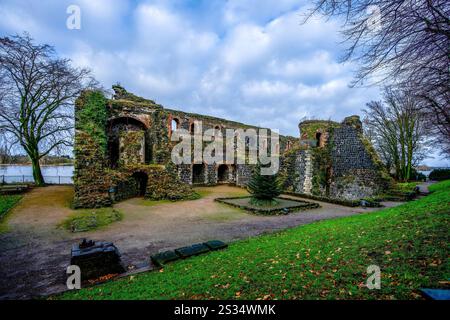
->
0 128 10 164
0 34 94 186
304 0 450 156
364 87 428 181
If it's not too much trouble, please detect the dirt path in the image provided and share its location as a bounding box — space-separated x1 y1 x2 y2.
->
0 185 402 300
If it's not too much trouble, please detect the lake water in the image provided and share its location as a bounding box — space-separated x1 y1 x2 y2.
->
0 165 74 184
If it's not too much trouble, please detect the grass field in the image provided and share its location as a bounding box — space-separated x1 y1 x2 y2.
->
57 180 450 300
0 194 22 221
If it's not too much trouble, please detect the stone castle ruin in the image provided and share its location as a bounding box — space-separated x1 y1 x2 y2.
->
73 85 389 208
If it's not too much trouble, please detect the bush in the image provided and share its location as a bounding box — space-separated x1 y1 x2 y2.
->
429 169 450 181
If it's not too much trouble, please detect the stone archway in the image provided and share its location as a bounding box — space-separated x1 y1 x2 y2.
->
132 171 148 196
107 117 150 168
192 163 206 184
217 164 230 183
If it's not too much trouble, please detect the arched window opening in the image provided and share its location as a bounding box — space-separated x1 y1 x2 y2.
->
107 117 148 168
190 122 195 134
315 132 322 147
171 118 179 132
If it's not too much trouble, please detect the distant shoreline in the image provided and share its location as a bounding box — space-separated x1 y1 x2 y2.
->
0 163 73 167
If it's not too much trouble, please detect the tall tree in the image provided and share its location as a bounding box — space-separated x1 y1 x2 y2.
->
364 88 427 181
305 0 450 156
0 34 94 186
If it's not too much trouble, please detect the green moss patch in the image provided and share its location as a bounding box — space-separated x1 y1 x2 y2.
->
60 208 123 232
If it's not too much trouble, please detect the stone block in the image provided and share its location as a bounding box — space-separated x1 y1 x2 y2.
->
70 239 125 280
175 243 210 258
150 250 180 267
204 240 228 251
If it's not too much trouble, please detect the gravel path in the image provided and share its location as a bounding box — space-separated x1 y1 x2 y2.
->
0 185 403 300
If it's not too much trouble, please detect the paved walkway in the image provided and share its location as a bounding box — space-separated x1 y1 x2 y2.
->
0 185 403 299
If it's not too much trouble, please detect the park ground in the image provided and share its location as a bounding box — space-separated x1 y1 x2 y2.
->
0 185 399 299
0 181 448 299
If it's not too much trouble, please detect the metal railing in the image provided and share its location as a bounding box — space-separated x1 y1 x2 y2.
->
0 175 73 185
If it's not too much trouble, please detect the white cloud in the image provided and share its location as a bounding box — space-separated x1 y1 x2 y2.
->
0 1 378 136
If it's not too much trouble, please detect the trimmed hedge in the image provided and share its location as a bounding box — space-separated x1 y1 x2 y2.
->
429 169 450 181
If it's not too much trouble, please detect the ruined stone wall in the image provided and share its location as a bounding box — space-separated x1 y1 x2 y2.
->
327 122 389 200
281 116 388 201
119 131 145 166
235 164 253 187
75 86 387 206
330 126 374 177
73 87 197 208
280 149 313 195
206 164 217 185
73 131 112 208
178 164 192 185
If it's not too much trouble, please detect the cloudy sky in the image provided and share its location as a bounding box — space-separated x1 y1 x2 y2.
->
0 0 447 166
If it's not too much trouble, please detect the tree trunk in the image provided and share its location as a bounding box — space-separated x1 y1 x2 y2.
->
31 156 45 186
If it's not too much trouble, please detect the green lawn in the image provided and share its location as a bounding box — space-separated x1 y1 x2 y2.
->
57 180 450 300
0 194 22 221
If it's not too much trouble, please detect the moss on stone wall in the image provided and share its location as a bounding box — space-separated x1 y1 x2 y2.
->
152 110 171 163
146 163 198 200
299 120 340 140
279 147 302 191
119 131 144 166
112 84 161 106
311 146 332 196
75 90 108 153
73 132 112 208
358 133 393 188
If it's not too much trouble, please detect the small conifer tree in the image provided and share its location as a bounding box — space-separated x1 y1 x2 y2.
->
247 163 281 205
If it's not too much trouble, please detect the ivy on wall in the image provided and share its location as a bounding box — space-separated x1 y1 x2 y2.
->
75 90 108 153
358 133 393 187
279 147 302 191
118 131 145 166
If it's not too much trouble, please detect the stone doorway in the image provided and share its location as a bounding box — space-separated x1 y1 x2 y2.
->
132 172 148 196
217 164 230 183
192 164 205 184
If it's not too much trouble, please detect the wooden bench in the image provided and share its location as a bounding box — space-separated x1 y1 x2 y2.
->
0 184 30 194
